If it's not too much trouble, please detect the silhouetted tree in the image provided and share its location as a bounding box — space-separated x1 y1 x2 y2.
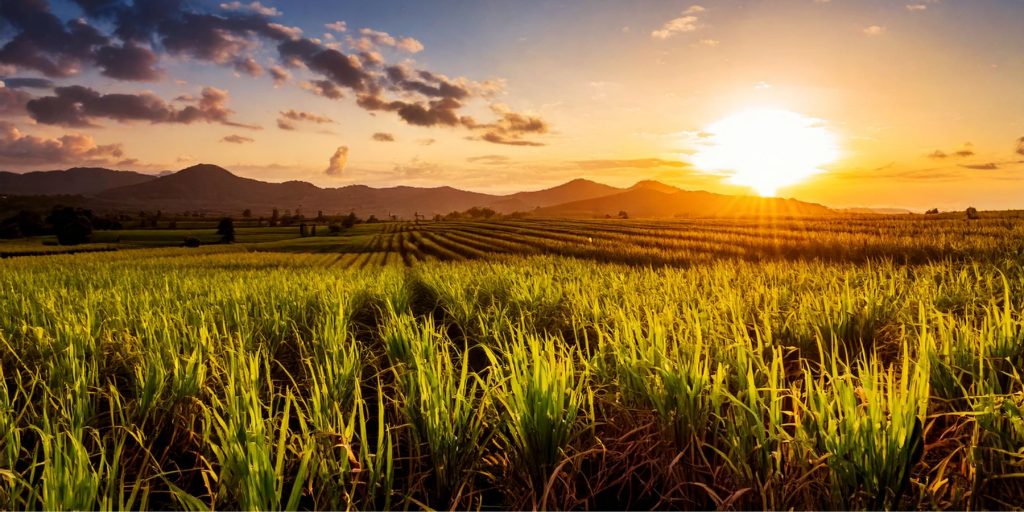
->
242 208 252 218
183 237 201 248
0 211 45 239
341 212 359 229
217 217 235 242
300 223 308 237
270 208 280 227
966 207 979 220
48 207 93 245
925 208 939 215
618 210 629 219
328 224 342 234
311 225 317 236
366 215 379 223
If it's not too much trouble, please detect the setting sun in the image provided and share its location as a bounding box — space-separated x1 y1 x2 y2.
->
691 109 840 197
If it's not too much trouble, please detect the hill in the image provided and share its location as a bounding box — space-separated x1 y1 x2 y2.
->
3 163 838 218
534 187 834 218
487 178 622 213
0 167 156 196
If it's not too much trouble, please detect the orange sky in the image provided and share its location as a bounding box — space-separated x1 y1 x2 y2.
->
1 0 1022 210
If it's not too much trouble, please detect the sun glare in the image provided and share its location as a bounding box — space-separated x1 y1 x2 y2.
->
692 109 839 197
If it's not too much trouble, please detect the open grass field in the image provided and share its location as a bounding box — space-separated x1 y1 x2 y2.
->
1 216 1023 509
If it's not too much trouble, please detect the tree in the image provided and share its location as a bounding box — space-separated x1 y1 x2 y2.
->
341 212 359 229
299 223 308 237
618 210 629 219
242 208 252 218
48 207 93 245
328 224 342 234
0 211 45 239
925 208 939 215
270 208 280 227
217 217 235 242
183 237 201 248
310 225 317 236
965 207 979 220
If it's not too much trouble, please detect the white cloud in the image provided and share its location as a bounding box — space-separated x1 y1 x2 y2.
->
218 1 281 17
652 15 700 39
863 25 885 36
325 21 347 33
325 146 349 176
906 4 928 11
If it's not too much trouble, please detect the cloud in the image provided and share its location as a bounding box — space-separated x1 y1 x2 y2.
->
1016 136 1024 156
280 109 334 124
0 84 31 117
863 25 885 36
928 143 975 159
233 56 263 76
683 5 706 14
467 154 510 165
0 121 125 166
219 1 282 17
268 65 290 86
1 0 546 146
462 105 549 146
959 163 998 170
906 4 928 11
573 158 690 170
26 85 256 128
417 138 435 146
221 134 254 143
352 28 424 53
652 15 700 39
276 119 294 130
0 77 54 89
696 39 719 47
300 79 344 99
325 145 348 176
372 132 395 142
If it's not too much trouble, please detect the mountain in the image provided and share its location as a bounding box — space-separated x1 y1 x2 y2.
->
98 164 498 217
487 178 622 213
3 163 838 218
0 167 156 196
840 207 913 215
534 187 834 218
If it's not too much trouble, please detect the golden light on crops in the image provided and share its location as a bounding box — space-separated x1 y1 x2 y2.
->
692 109 840 197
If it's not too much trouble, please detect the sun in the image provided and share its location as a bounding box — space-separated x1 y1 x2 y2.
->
691 109 839 197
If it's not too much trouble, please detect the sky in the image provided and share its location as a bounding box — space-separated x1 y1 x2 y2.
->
0 0 1022 210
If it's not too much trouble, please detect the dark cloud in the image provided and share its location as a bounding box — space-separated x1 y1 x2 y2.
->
95 42 161 80
372 132 394 142
929 143 975 159
0 77 54 88
0 85 31 116
325 145 348 176
221 134 254 144
927 150 948 159
26 85 256 128
1 0 549 144
0 120 125 165
959 163 999 170
300 79 344 99
276 119 295 130
463 107 549 146
278 38 370 90
1016 137 1024 156
417 138 435 146
280 109 333 124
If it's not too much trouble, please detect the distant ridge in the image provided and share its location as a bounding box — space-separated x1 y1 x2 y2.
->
1 163 836 218
0 167 156 196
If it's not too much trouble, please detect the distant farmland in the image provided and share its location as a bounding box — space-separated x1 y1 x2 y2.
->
1 215 1023 509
